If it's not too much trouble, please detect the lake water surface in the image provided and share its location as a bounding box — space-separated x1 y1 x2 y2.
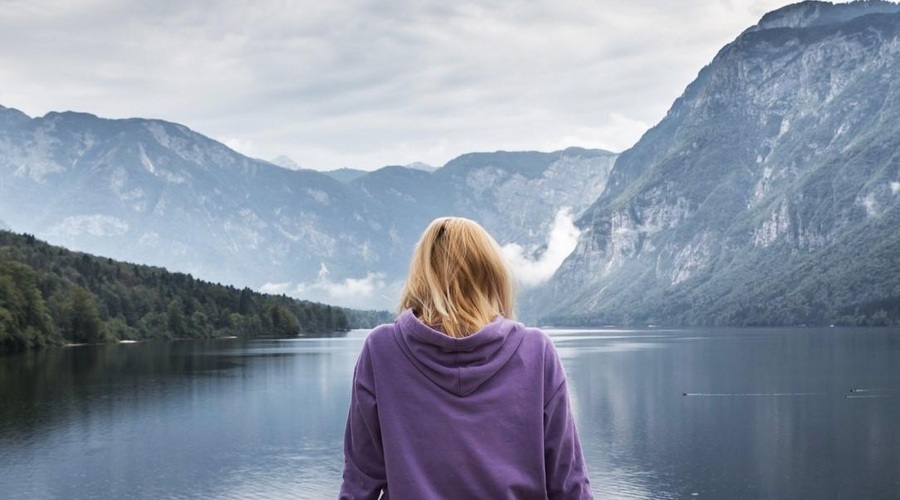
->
1 327 898 499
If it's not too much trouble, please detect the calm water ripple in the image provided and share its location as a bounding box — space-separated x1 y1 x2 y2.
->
1 327 899 498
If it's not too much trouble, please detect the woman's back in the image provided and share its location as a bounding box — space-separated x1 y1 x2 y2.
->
340 312 591 499
339 217 592 499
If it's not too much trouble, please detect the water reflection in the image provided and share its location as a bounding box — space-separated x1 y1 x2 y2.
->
1 328 898 498
553 327 900 499
0 334 365 499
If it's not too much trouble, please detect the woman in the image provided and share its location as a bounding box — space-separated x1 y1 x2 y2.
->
339 217 592 499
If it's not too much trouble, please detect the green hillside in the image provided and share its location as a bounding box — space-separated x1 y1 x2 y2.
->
0 231 391 353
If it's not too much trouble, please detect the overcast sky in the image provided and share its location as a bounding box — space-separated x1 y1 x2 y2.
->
0 0 838 171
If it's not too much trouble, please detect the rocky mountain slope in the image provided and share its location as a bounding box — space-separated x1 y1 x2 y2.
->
0 105 614 310
534 0 900 326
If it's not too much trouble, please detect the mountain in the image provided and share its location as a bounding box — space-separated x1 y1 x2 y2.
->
535 1 900 326
351 148 616 250
0 107 382 296
405 162 438 173
0 106 615 311
323 167 369 183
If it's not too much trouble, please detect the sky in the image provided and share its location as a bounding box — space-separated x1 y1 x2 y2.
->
0 0 838 171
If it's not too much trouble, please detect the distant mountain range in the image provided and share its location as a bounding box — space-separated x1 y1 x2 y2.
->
0 105 614 310
3 0 899 326
319 161 436 184
532 0 900 326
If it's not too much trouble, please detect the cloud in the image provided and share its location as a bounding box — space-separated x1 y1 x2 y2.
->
502 207 581 288
297 265 387 301
258 281 293 295
263 209 584 305
222 137 259 159
891 181 900 195
259 263 396 310
546 113 650 154
0 0 802 170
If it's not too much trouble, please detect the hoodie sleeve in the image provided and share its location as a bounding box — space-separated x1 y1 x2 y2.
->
543 342 593 499
339 342 386 500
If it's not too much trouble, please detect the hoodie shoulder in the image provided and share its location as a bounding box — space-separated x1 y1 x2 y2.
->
506 325 566 404
354 322 401 392
363 321 400 353
527 327 567 406
516 325 556 355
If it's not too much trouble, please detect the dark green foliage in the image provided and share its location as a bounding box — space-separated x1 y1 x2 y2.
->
341 307 393 330
0 231 380 353
0 258 57 351
63 286 106 343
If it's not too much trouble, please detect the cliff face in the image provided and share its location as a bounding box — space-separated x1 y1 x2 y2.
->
537 1 900 326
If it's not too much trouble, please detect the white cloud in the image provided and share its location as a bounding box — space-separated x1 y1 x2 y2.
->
222 137 259 158
258 281 293 295
0 0 802 170
259 263 396 309
502 207 581 288
547 113 650 153
891 181 900 195
297 272 387 301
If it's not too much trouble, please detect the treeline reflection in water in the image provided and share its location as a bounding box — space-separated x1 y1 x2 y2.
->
1 328 898 499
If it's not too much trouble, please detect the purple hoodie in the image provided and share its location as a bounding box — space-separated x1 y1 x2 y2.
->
339 309 592 499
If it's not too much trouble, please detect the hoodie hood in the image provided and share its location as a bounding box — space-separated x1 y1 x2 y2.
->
393 309 526 397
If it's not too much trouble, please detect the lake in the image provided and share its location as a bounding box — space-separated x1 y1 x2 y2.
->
1 327 898 499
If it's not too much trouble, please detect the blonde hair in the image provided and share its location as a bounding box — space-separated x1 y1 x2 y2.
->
399 217 516 338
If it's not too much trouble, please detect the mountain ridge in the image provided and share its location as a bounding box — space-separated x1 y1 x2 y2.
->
747 0 900 33
533 0 900 326
0 105 615 311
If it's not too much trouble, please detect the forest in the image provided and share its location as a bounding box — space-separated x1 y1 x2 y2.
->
0 231 392 353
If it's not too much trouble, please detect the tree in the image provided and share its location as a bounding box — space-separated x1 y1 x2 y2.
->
65 286 106 343
0 230 384 351
167 297 186 338
0 259 55 351
269 305 300 337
